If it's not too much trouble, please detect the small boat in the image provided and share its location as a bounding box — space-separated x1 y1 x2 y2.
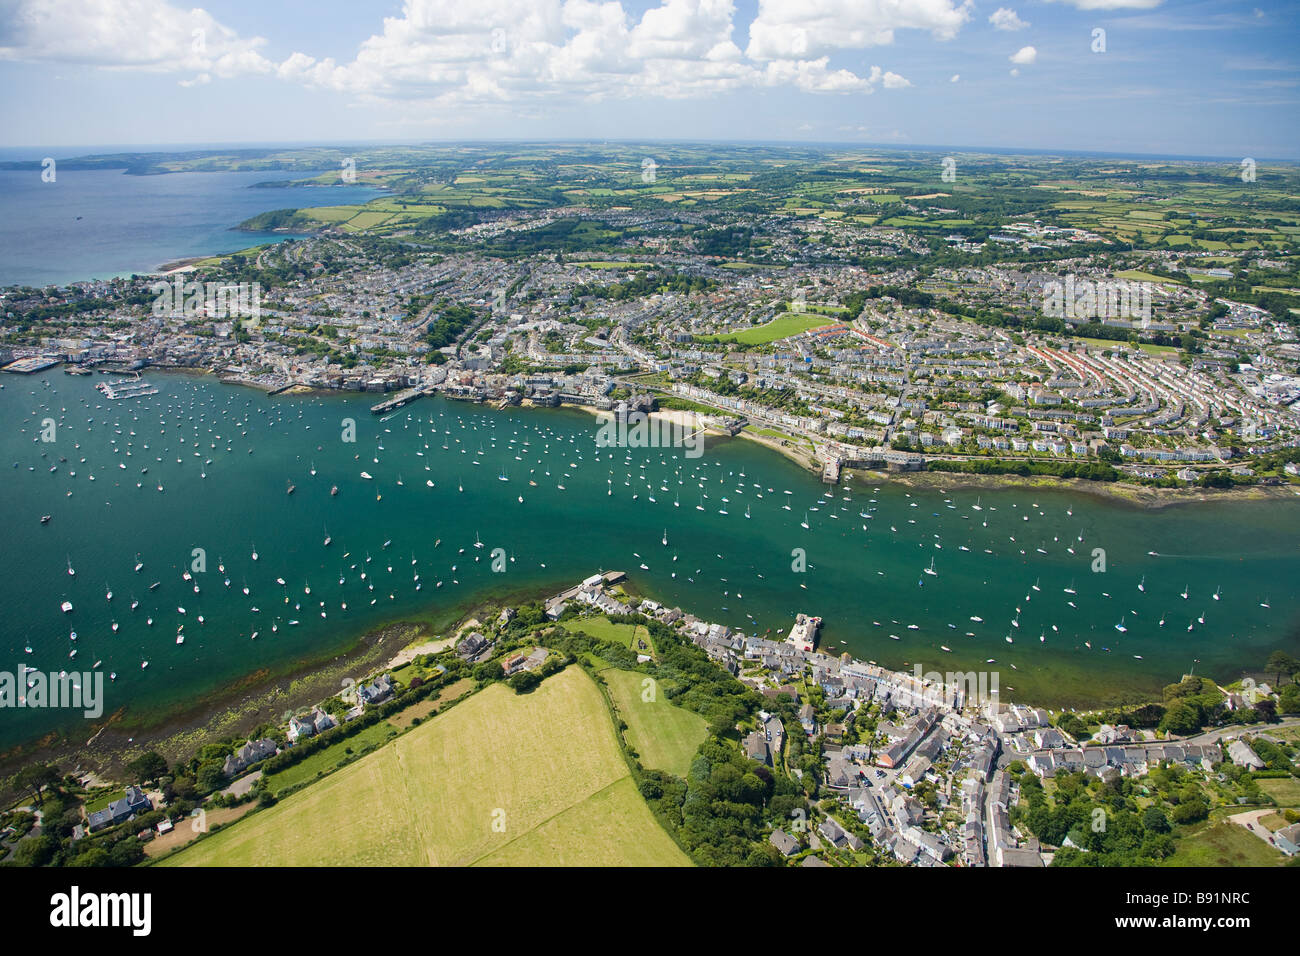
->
330 485 339 496
286 480 295 495
1212 586 1221 601
361 471 373 480
40 514 51 524
61 600 73 613
1137 576 1145 593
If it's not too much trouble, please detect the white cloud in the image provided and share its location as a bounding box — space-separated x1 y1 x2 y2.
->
0 0 275 81
989 8 1029 30
746 0 973 59
950 73 960 82
1009 45 1038 65
0 0 930 108
1042 0 1163 9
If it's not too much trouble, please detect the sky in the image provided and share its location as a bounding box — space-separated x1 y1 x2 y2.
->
0 0 1297 158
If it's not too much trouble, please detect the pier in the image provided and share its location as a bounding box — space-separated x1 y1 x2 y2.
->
370 387 428 415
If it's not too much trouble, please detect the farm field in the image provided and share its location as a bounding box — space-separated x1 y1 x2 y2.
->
160 666 689 866
601 668 709 778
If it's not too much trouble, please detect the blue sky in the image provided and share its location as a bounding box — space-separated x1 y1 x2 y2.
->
1 0 1297 157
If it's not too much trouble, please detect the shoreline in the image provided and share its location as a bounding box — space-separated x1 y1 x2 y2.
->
847 467 1300 510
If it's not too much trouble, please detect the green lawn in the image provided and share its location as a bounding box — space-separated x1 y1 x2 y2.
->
1164 820 1286 867
83 789 124 813
161 667 689 867
572 615 655 657
602 668 709 778
698 312 837 345
261 719 400 796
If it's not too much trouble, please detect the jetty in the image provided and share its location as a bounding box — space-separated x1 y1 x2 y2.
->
370 386 428 415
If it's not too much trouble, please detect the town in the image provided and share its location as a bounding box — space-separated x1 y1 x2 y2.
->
4 145 1300 490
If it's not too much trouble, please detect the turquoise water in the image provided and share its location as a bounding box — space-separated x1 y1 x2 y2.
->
0 169 384 287
1 370 1298 746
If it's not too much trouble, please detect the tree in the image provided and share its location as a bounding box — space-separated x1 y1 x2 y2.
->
1159 700 1202 736
1142 806 1170 834
127 751 168 783
13 764 60 806
1254 699 1277 723
13 834 58 867
1266 651 1300 687
195 761 226 794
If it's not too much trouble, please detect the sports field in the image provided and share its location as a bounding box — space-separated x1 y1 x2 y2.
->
602 668 708 778
161 667 690 866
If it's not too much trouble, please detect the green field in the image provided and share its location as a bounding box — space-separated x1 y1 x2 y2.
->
161 667 689 866
261 719 400 796
573 615 655 656
602 668 708 778
699 312 837 345
1164 820 1286 867
1257 777 1300 807
1113 269 1184 285
571 261 653 270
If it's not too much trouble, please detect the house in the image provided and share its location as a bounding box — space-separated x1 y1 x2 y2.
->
769 828 800 857
222 738 278 778
819 818 849 849
457 631 490 660
288 709 336 743
86 785 153 832
1227 739 1265 769
356 673 393 707
744 730 771 766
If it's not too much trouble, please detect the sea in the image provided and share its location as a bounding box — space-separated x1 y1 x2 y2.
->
0 165 384 288
1 370 1298 748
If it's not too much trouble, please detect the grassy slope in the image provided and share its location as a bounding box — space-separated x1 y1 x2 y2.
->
602 668 708 778
1163 820 1285 867
161 666 689 867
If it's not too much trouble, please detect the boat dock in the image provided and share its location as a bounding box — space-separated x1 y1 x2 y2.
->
370 387 428 415
95 379 159 400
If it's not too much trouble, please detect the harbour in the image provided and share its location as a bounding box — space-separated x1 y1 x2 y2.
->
1 368 1298 749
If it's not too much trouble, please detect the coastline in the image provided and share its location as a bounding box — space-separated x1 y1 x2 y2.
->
847 467 1300 510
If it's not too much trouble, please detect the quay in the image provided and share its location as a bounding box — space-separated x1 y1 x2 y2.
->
370 386 428 415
